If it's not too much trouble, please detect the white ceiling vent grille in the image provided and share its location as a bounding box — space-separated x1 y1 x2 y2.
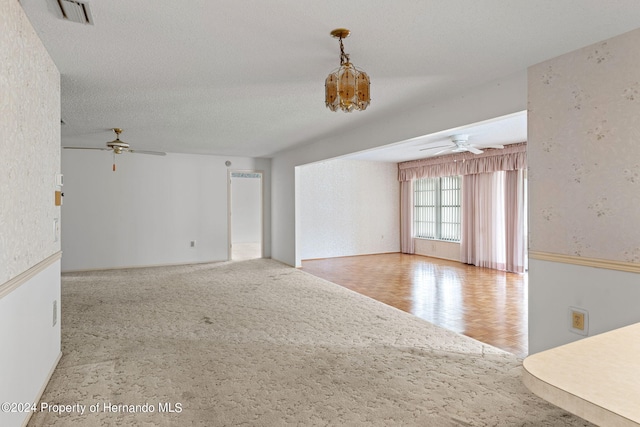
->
56 0 93 25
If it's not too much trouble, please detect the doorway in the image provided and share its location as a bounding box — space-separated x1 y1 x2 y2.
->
229 171 263 261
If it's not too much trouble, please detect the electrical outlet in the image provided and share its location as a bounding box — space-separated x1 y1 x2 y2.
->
569 307 588 336
572 311 584 330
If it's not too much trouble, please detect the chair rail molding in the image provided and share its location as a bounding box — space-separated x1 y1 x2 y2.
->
529 251 640 274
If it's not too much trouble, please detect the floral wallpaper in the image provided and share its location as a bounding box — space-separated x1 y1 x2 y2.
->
528 28 640 263
0 0 60 284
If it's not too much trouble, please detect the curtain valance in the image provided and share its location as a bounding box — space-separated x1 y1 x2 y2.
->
397 142 527 181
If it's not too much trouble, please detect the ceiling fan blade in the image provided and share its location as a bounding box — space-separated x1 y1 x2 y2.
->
420 144 451 151
484 144 504 149
467 147 484 154
419 143 452 152
128 149 166 156
432 147 454 155
63 146 111 151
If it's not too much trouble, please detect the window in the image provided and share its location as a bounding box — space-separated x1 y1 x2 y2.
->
414 176 461 241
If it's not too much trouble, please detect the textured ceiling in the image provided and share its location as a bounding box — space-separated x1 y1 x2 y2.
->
350 111 528 163
19 0 640 160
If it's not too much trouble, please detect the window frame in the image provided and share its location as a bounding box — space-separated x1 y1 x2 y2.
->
413 175 461 242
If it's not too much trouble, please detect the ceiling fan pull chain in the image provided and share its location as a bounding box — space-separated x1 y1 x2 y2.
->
113 151 116 172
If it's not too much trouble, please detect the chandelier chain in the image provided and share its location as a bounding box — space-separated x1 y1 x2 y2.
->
339 37 349 65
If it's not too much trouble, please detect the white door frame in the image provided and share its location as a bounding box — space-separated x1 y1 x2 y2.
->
227 169 264 261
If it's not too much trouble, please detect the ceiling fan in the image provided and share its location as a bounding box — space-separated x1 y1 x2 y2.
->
63 128 166 170
420 134 504 155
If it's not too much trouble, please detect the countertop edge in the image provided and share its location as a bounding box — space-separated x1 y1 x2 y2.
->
522 358 639 427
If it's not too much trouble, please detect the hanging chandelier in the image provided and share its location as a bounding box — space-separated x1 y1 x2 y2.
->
325 28 370 112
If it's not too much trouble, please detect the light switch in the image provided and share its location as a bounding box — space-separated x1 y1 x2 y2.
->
54 218 60 242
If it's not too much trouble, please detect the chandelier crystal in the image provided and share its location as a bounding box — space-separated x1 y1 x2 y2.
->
325 28 370 112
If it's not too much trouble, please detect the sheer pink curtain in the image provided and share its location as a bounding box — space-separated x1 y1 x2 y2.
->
460 175 476 265
400 180 414 254
461 170 525 273
505 169 526 273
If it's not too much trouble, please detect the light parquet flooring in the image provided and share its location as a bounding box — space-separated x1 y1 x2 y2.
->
301 253 528 358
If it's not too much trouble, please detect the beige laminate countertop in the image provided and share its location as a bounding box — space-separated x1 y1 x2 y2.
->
523 322 640 427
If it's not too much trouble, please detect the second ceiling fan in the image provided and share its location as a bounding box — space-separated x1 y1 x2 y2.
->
420 134 504 156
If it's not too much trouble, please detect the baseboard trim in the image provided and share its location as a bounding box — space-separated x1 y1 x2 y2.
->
21 351 62 427
529 251 640 274
61 258 227 274
300 252 400 263
0 252 62 300
413 253 462 263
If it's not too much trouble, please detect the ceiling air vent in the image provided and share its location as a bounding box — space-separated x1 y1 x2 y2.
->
56 0 93 25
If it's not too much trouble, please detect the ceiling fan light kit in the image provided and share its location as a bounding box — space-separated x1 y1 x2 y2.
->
108 128 128 154
325 28 370 112
450 134 482 154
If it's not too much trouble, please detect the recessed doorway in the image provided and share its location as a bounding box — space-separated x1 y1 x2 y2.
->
229 171 263 261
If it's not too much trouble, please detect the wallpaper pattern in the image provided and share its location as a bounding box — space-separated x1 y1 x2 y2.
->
528 28 640 263
0 0 60 283
298 159 400 260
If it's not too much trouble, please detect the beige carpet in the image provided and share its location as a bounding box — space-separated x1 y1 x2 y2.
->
29 259 591 426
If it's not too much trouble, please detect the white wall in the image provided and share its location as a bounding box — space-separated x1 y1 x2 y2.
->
298 159 399 260
529 259 640 353
61 151 271 271
414 239 461 262
231 174 262 244
0 259 61 427
0 1 61 426
271 71 528 267
528 28 640 353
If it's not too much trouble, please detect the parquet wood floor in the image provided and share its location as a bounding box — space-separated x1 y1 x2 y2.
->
301 253 528 358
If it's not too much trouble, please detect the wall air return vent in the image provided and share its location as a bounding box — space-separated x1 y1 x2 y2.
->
56 0 93 25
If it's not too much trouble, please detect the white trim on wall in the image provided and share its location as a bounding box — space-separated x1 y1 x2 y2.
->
0 252 62 300
529 251 640 274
